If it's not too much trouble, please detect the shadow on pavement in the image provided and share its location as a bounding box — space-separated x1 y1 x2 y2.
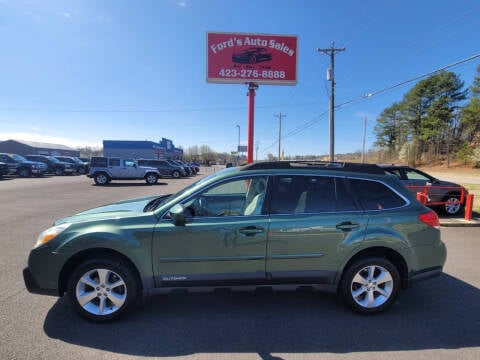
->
90 182 169 187
44 273 480 357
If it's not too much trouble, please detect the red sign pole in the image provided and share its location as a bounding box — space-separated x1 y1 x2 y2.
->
247 83 258 163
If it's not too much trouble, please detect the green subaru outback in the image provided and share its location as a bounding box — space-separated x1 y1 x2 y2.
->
23 161 446 322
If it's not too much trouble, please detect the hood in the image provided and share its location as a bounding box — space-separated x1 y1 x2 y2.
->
139 165 159 171
55 195 163 225
433 178 465 189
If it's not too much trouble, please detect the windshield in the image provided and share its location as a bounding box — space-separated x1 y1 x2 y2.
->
48 156 61 163
11 154 27 161
148 167 236 212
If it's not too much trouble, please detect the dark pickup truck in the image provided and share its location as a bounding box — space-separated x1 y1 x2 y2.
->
0 153 48 177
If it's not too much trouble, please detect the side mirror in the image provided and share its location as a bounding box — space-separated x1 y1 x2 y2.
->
168 204 187 226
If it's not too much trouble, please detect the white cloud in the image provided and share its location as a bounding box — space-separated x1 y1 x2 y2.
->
169 0 187 8
59 12 71 18
0 132 102 149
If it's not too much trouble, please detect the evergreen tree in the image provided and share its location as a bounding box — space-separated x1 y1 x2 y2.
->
471 65 480 97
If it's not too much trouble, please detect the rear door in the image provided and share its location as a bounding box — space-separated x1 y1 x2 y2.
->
266 175 368 284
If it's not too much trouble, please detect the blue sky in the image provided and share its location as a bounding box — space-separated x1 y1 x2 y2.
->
0 0 479 159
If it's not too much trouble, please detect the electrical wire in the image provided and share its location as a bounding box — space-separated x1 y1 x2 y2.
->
259 52 480 155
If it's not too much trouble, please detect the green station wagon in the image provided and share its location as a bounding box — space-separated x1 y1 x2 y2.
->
23 161 447 322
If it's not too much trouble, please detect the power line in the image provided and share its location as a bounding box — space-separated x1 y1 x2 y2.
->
260 52 480 155
0 101 327 114
336 52 480 109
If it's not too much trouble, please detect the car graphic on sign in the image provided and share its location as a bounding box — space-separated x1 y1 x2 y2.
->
232 47 273 64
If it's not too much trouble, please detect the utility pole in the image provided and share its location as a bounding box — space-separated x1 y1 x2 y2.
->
361 117 367 163
274 112 286 160
317 42 345 162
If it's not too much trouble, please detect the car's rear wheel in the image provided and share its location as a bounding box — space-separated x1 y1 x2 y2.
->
341 257 400 314
54 167 64 176
145 173 158 185
172 170 180 179
67 258 139 322
94 172 109 185
442 194 462 216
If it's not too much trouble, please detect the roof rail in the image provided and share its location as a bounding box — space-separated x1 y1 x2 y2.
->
240 161 385 174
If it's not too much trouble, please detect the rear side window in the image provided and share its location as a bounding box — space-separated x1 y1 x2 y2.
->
348 178 406 210
108 158 120 166
90 157 108 167
270 175 357 214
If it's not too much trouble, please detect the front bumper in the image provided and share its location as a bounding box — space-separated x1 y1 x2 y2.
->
23 267 59 296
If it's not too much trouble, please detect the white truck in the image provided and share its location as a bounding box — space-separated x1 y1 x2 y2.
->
87 157 161 185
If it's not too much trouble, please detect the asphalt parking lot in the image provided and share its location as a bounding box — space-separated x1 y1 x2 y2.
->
0 171 479 360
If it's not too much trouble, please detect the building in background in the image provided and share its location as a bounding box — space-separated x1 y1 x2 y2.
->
0 139 80 157
103 138 183 160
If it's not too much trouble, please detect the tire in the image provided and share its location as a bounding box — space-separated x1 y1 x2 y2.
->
18 167 31 178
54 167 64 176
341 257 400 314
67 258 139 322
145 173 158 185
94 172 109 185
77 167 86 175
172 170 180 179
442 194 462 216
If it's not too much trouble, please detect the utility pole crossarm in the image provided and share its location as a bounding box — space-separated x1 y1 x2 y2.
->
317 42 346 162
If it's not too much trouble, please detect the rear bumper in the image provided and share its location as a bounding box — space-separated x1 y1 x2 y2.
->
404 266 443 287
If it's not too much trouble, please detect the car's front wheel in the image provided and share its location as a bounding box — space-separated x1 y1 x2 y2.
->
18 167 31 178
172 170 180 179
341 257 400 314
145 173 158 185
67 258 139 322
54 167 64 176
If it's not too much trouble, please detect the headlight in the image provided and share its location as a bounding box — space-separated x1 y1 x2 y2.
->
35 224 71 248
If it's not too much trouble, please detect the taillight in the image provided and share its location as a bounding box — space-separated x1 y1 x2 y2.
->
418 210 440 228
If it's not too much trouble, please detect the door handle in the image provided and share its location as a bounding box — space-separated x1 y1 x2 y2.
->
336 222 360 232
238 226 264 236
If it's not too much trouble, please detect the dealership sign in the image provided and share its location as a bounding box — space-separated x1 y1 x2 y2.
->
207 32 298 85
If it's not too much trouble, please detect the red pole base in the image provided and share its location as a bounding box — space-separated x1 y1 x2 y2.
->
465 194 474 221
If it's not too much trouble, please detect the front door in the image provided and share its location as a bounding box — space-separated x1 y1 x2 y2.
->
152 175 270 287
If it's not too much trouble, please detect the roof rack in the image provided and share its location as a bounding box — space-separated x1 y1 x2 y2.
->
240 161 385 174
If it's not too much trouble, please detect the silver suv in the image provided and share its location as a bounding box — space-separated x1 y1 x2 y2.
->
88 157 161 185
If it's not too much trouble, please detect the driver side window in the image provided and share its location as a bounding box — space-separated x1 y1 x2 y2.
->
182 176 268 218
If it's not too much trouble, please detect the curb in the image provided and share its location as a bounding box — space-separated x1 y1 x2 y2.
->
439 219 480 227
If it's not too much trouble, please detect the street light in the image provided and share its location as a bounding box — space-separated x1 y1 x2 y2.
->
236 124 240 149
236 124 240 164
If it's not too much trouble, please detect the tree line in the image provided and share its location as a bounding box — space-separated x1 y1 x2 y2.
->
374 65 480 166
